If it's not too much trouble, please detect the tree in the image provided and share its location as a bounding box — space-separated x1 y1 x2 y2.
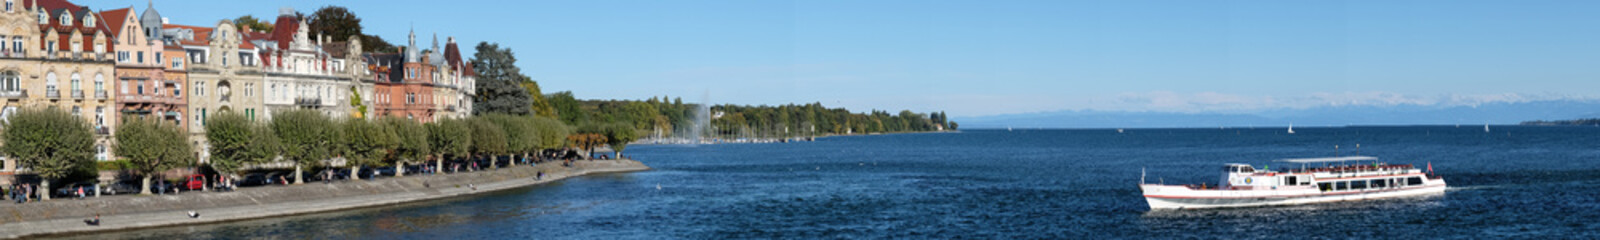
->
471 42 533 116
547 91 585 125
485 114 535 166
271 109 336 184
116 117 194 194
342 119 395 180
307 6 362 44
522 81 556 118
566 133 606 159
529 116 570 150
603 123 639 158
427 118 471 173
205 112 254 176
383 117 430 176
468 117 507 168
232 15 274 33
1 108 95 200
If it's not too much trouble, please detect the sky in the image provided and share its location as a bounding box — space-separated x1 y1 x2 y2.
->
76 0 1600 117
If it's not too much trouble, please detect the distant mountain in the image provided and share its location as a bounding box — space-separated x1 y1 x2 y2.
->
956 100 1600 129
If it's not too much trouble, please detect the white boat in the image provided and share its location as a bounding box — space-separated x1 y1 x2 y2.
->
1139 156 1446 210
1484 124 1490 133
1287 123 1295 134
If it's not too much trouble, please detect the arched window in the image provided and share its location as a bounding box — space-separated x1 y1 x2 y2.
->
218 81 232 102
69 73 80 91
45 72 57 92
94 73 103 93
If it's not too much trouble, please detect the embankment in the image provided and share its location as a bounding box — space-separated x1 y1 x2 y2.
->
0 159 649 239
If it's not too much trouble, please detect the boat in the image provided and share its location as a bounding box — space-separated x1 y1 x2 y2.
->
1139 156 1446 210
1287 123 1295 134
1484 124 1490 133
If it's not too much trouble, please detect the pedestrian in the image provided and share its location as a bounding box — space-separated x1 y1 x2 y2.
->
76 186 84 200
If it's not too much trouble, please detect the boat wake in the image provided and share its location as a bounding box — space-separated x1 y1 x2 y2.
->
1446 184 1508 192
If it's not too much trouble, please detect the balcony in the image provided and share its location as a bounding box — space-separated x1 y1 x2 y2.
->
95 90 107 99
444 105 457 112
0 90 24 98
95 126 109 135
295 97 322 107
45 89 60 99
71 90 84 99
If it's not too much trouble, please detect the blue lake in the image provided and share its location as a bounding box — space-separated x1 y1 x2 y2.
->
59 126 1600 239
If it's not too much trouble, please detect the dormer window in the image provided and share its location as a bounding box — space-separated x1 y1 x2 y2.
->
5 0 12 12
84 14 94 27
38 9 46 24
60 13 72 27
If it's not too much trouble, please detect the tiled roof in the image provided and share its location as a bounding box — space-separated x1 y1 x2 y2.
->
162 24 212 46
98 8 130 39
324 41 349 58
272 15 298 50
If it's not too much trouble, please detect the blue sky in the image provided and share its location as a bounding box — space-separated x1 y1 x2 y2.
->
79 0 1600 117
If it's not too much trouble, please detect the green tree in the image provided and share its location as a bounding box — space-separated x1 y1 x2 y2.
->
271 109 336 184
468 117 507 168
485 114 535 166
547 91 585 125
383 117 430 176
1 108 95 200
205 111 254 176
471 42 533 116
116 117 194 194
246 124 282 166
307 6 362 44
529 116 570 150
232 15 274 33
342 119 396 180
427 118 471 173
604 123 639 158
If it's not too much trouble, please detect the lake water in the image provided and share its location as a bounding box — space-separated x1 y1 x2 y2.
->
57 126 1600 239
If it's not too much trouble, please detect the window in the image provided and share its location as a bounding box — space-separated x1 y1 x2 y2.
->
84 14 94 27
245 83 252 97
71 106 79 117
5 0 11 12
195 82 204 97
0 34 6 53
93 42 103 54
1372 178 1387 188
60 13 70 27
137 51 143 63
0 71 18 92
46 40 55 55
117 51 127 62
173 58 182 68
173 83 181 97
70 40 80 53
200 109 207 126
1335 181 1347 191
1350 180 1367 190
70 73 80 91
11 37 20 54
155 52 161 64
137 81 144 95
45 72 57 92
121 79 128 94
1406 177 1423 186
94 107 104 127
38 9 46 24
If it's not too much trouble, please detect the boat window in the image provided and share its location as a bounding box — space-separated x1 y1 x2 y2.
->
1335 181 1347 191
1225 166 1237 173
1241 166 1254 172
1372 179 1387 188
1407 177 1423 186
1318 183 1331 192
1351 180 1367 190
1285 176 1297 185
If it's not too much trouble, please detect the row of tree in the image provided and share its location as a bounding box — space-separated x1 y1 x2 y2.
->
0 107 649 198
541 94 957 139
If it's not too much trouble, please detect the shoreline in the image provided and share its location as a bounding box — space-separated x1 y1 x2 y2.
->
0 160 650 239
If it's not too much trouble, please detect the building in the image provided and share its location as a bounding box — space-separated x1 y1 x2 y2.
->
163 19 268 163
0 0 118 184
365 30 473 122
253 8 363 121
102 3 186 132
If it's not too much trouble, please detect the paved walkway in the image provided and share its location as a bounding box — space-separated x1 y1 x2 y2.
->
0 160 649 239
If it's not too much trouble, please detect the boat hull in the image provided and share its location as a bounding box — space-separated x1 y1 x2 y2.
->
1141 179 1447 210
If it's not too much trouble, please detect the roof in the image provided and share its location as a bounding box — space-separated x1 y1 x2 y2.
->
162 24 212 46
1276 156 1378 163
324 41 349 58
98 8 131 38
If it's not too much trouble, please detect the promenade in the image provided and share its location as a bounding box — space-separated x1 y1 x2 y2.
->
0 159 649 239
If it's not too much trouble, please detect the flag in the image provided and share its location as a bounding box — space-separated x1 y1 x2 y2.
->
1427 161 1432 174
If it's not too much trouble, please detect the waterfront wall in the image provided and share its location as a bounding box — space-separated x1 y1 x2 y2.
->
0 159 648 239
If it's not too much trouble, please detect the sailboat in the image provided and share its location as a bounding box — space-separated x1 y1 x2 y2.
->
1484 124 1490 133
1287 123 1295 134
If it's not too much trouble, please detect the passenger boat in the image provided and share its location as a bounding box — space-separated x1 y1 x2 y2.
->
1139 156 1446 210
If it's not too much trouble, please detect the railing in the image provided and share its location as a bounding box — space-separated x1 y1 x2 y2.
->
0 90 24 98
71 90 83 99
45 89 60 99
95 90 107 99
295 97 322 106
95 126 109 135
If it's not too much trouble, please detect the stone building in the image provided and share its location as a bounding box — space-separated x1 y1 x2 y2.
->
253 8 363 121
163 19 267 163
0 0 118 183
366 31 473 122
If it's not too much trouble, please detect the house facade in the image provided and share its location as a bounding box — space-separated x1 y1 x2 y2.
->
0 0 118 184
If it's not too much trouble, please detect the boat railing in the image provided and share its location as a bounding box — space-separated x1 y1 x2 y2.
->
1288 164 1413 174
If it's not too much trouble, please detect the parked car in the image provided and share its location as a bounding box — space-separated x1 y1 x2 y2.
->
53 181 100 198
238 174 270 187
104 180 140 195
184 174 206 191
